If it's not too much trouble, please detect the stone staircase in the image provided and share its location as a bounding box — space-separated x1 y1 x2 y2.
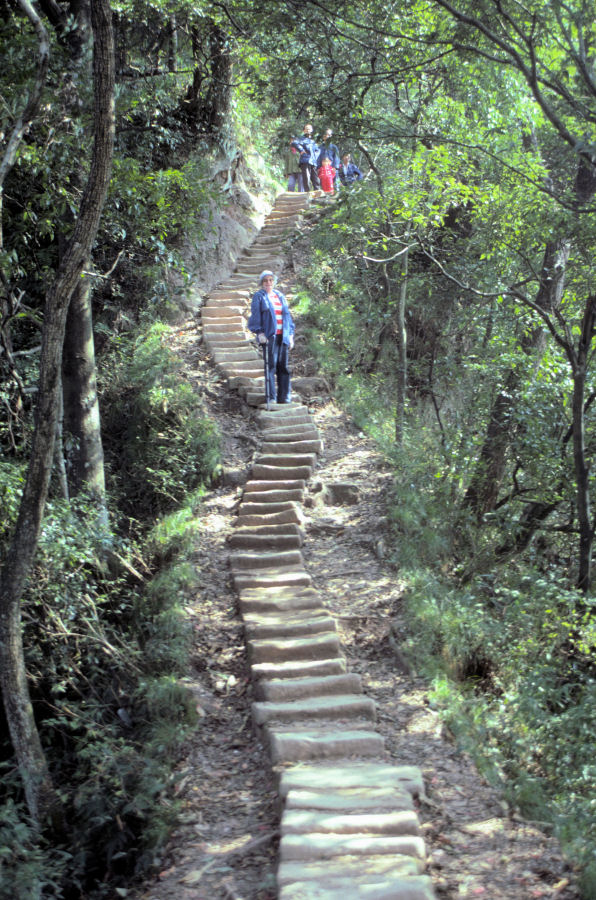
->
200 192 435 899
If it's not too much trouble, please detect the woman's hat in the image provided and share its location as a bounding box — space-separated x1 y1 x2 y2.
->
258 270 277 285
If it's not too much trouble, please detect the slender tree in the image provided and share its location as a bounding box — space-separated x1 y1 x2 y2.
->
0 0 115 828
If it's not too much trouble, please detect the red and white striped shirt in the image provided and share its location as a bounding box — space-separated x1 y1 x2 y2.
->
271 292 283 334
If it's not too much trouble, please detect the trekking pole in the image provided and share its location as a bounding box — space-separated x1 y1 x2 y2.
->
261 340 270 410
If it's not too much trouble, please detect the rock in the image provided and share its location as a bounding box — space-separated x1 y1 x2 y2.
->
324 482 360 506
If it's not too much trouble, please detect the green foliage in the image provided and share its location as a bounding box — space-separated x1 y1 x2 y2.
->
1 478 200 896
101 323 221 521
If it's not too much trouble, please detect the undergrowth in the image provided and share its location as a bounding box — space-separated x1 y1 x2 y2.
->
0 316 221 898
296 203 596 897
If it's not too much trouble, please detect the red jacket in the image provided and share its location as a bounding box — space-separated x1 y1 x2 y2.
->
317 163 336 193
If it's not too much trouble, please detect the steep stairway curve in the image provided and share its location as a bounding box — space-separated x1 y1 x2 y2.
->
200 192 436 900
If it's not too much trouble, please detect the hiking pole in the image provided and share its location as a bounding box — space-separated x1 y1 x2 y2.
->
261 340 270 410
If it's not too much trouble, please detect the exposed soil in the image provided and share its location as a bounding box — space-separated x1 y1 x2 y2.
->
133 245 579 900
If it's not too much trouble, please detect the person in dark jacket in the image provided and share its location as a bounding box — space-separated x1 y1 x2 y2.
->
291 123 320 192
338 153 363 186
248 270 295 404
317 128 341 191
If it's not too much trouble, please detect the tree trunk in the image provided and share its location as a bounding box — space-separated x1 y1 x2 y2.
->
0 0 114 829
463 236 570 517
395 250 408 445
62 275 107 520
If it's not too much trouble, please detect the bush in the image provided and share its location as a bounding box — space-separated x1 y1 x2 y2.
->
101 322 221 522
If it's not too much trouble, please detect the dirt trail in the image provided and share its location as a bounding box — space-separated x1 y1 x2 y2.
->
134 199 578 900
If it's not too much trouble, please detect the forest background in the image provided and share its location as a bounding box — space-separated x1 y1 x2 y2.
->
1 0 595 897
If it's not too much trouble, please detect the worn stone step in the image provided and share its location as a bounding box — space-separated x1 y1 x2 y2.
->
204 334 250 346
251 464 313 481
281 809 420 838
237 501 300 516
208 288 250 298
216 358 262 370
261 439 323 455
278 763 425 799
284 786 414 813
255 673 362 703
230 532 303 551
278 832 425 863
259 410 314 425
243 608 333 638
277 855 424 886
255 453 317 468
266 727 384 764
227 375 263 389
201 305 244 316
244 478 306 493
236 509 304 527
247 631 340 665
278 874 434 900
238 588 322 615
232 522 304 538
261 421 318 435
242 489 305 503
213 350 259 362
233 568 312 591
260 429 319 442
253 694 376 727
245 615 335 643
230 549 304 570
252 657 347 682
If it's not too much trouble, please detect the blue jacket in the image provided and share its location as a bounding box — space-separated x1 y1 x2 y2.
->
248 289 295 344
317 141 340 169
338 161 363 185
291 135 319 166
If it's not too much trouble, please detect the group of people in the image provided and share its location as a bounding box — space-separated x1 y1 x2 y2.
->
285 124 363 194
248 126 364 404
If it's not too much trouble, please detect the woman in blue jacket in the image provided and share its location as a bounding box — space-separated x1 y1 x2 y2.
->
248 270 295 404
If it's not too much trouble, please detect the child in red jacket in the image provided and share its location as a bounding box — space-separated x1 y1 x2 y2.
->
317 156 336 194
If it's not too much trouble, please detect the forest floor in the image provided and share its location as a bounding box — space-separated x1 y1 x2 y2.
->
133 241 580 900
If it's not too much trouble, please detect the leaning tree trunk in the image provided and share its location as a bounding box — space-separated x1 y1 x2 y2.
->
0 0 114 829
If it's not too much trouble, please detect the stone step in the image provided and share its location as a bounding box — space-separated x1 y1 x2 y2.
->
227 372 263 384
244 478 306 493
260 428 320 441
203 321 245 333
233 522 304 538
266 727 384 764
251 464 313 481
255 673 362 703
204 334 250 347
229 532 303 551
229 549 304 570
212 349 259 361
278 763 425 799
277 855 424 886
238 588 322 615
237 501 300 516
201 306 244 317
216 358 261 370
260 415 315 430
247 631 340 665
255 453 317 468
261 439 324 455
233 568 312 591
236 509 304 527
278 833 425 863
251 657 347 682
278 874 434 900
241 489 305 503
253 694 376 727
281 809 420 838
244 612 335 641
284 786 414 813
208 288 250 298
261 421 318 434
